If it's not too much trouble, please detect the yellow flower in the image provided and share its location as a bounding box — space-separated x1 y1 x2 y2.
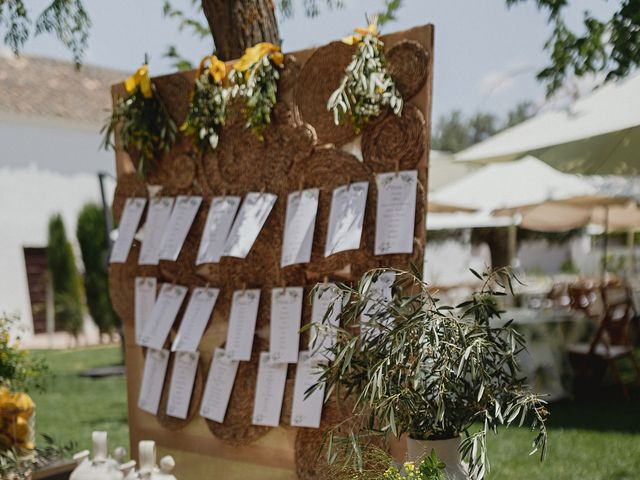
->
234 42 282 72
341 20 379 45
124 64 153 99
197 55 227 83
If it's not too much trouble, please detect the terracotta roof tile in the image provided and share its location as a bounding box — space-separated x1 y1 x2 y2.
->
0 53 126 125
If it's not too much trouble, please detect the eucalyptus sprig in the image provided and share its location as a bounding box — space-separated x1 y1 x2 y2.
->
308 268 548 480
101 62 177 178
181 55 229 151
228 42 284 139
328 20 403 132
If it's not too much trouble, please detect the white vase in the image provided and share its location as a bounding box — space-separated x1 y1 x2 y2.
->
70 431 124 480
406 436 469 480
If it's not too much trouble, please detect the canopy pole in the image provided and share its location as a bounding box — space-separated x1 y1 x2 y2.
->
627 229 636 278
602 205 610 282
508 219 518 268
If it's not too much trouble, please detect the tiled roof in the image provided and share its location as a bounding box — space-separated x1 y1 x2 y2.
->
0 52 126 126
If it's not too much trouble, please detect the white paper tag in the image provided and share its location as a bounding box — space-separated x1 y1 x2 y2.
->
138 348 170 415
325 182 369 257
157 196 203 261
252 352 288 427
110 197 146 263
309 283 342 362
375 171 418 255
134 277 157 345
223 192 277 258
281 189 319 267
269 287 303 364
138 197 174 265
225 289 261 361
166 351 200 420
361 272 395 339
290 351 325 428
139 284 188 349
171 287 219 352
196 196 241 265
200 348 239 423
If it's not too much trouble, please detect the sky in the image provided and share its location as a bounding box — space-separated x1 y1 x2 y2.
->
16 0 617 122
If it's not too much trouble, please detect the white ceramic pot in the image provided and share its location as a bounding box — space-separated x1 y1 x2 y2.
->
137 440 177 480
406 436 469 480
70 432 124 480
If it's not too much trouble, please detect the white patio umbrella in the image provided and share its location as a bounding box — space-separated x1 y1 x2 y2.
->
455 72 640 175
427 156 598 265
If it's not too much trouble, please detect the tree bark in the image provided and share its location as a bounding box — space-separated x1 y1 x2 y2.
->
201 0 280 61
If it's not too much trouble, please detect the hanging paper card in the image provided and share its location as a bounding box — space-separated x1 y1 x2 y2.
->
375 171 417 255
309 283 342 362
166 351 200 420
110 197 146 263
269 287 303 364
225 289 261 361
281 189 319 267
135 277 157 345
223 192 277 258
138 348 170 415
252 352 288 427
139 284 188 349
139 196 174 265
325 182 369 256
172 287 219 352
200 348 239 423
196 196 241 265
157 196 203 261
290 351 325 428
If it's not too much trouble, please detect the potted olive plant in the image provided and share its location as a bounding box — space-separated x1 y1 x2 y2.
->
308 268 548 480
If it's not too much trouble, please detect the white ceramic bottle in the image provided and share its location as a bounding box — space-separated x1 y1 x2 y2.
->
69 431 125 480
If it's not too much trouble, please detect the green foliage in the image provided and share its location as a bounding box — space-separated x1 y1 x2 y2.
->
0 434 75 480
327 445 444 480
0 0 90 66
0 314 48 393
181 67 229 151
100 82 178 179
46 214 83 338
432 101 535 153
76 203 117 336
328 31 403 132
508 0 640 95
229 56 281 139
310 268 548 480
162 0 210 70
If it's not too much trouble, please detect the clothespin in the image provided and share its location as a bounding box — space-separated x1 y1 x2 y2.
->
241 282 247 296
395 159 400 176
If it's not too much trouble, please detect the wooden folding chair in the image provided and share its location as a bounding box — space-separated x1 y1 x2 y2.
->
568 283 640 400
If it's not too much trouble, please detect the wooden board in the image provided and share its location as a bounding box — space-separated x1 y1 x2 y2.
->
110 24 434 480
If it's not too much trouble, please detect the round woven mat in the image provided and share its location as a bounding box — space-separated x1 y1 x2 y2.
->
154 72 194 126
361 104 426 173
262 122 317 190
289 148 376 275
201 111 269 192
140 136 195 187
294 41 357 146
205 338 271 444
156 352 205 431
386 40 430 99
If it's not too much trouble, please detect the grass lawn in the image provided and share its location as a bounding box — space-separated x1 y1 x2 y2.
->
27 346 640 479
29 345 129 453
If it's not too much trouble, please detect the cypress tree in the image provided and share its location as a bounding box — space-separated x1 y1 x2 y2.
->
76 203 117 337
46 214 84 338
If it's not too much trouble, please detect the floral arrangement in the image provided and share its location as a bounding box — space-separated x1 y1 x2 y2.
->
326 445 444 480
309 268 548 480
101 60 177 178
328 19 403 132
228 42 284 139
181 55 229 151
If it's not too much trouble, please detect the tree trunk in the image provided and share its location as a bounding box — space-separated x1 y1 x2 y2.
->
201 0 280 61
